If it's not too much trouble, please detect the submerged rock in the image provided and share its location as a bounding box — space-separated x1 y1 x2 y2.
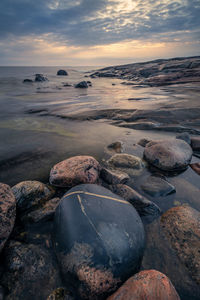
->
12 180 55 214
75 81 88 88
141 175 176 197
144 139 193 171
107 270 180 300
137 138 151 147
110 184 161 217
53 184 145 300
161 205 200 285
100 168 129 185
190 162 200 175
1 240 62 300
0 183 16 253
107 141 123 153
35 74 48 82
50 156 100 188
107 154 144 176
57 70 68 76
23 79 33 83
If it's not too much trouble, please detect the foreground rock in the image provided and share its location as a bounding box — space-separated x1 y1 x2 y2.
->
191 137 200 151
53 184 145 300
141 175 176 197
144 139 192 171
100 168 129 185
50 156 100 188
1 240 62 300
176 132 191 144
107 270 180 300
190 162 200 175
21 197 60 224
57 70 68 76
110 184 161 218
107 154 144 176
75 81 88 88
161 205 200 285
35 74 48 82
0 183 16 253
12 180 55 214
47 288 74 300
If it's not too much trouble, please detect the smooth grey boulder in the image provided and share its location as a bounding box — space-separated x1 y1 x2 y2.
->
144 139 193 171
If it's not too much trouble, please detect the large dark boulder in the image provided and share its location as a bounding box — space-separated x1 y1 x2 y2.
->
53 184 145 300
57 70 68 76
75 81 88 88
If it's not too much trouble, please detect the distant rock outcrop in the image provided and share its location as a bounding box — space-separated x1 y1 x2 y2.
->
57 69 68 76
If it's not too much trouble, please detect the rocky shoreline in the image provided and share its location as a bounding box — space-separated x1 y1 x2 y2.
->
0 133 200 300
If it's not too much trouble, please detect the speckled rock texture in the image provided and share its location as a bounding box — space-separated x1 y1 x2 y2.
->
0 183 16 253
107 270 180 300
49 156 100 188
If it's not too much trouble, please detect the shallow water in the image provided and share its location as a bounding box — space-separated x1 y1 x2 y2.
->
0 66 200 299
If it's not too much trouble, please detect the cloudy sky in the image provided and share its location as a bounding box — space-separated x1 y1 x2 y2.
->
0 0 199 66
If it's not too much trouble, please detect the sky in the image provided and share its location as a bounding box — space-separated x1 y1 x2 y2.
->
0 0 199 66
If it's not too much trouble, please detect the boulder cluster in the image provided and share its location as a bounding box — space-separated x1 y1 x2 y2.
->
0 136 200 299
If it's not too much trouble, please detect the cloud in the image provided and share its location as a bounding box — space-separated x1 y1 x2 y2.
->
0 0 199 65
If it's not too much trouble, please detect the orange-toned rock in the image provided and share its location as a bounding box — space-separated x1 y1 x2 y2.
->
107 270 180 300
49 156 100 187
190 162 200 175
0 183 16 253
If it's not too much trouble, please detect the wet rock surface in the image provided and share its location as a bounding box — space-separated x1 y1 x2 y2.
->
144 139 193 171
0 183 16 253
35 74 48 82
107 270 180 300
75 81 88 88
57 70 68 76
12 180 55 214
107 153 144 176
50 156 100 188
161 205 200 285
191 137 200 151
190 162 200 175
100 168 129 185
110 184 161 218
47 288 74 300
53 184 145 300
107 141 123 153
1 240 62 300
176 132 191 144
141 175 176 197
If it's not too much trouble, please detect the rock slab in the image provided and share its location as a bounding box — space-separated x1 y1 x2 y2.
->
50 156 100 188
107 270 180 300
141 175 176 197
0 183 16 253
144 139 192 171
53 184 145 300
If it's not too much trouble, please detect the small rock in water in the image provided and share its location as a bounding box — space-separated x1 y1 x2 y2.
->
57 70 68 76
1 240 62 299
12 180 55 214
107 141 123 153
191 137 200 151
23 79 33 83
74 81 88 88
21 197 60 224
107 153 144 176
100 168 129 185
190 162 200 175
50 156 100 188
176 132 191 145
53 184 145 300
144 139 193 171
110 184 161 217
63 83 72 87
107 270 180 300
137 138 151 147
0 183 16 253
141 175 176 197
35 74 48 82
161 205 200 285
